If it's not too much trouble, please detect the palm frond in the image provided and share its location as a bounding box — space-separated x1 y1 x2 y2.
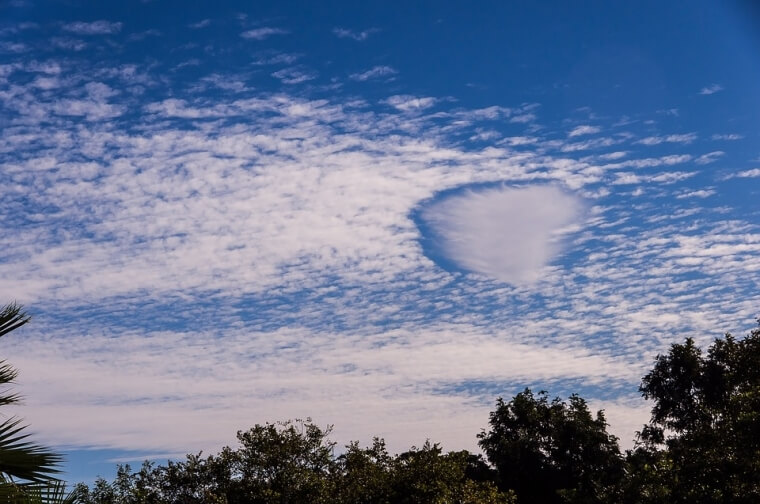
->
0 304 30 339
0 360 21 409
0 418 62 482
0 480 76 504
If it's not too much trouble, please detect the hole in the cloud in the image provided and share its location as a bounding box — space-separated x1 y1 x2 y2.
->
413 184 585 285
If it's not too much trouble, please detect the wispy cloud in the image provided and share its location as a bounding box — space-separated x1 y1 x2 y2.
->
1 37 758 463
332 27 378 41
722 168 760 179
271 66 317 84
711 133 743 141
252 52 300 66
188 19 211 29
568 125 601 137
6 323 642 454
50 37 87 51
699 83 723 95
694 151 724 165
0 41 28 53
636 133 697 145
62 20 123 35
349 65 397 81
509 113 536 124
384 94 437 111
241 27 289 40
676 189 715 199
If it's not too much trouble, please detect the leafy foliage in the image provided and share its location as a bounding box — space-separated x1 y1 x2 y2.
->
478 389 624 504
73 420 514 504
633 326 760 503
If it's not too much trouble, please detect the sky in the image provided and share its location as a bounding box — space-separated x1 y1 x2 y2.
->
1 0 760 485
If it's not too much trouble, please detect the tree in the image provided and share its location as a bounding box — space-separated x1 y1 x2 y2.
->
333 438 394 504
478 389 624 504
73 420 516 504
390 442 514 504
0 303 74 504
634 325 760 503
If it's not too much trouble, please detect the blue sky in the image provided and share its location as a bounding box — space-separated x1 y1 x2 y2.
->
2 0 760 484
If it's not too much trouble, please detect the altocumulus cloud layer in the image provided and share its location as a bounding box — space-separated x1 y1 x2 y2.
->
0 9 759 467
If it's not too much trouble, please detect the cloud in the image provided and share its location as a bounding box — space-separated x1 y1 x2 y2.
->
501 136 538 146
676 189 715 199
188 19 211 29
127 29 162 41
568 125 601 137
252 52 300 66
723 168 760 179
711 133 743 141
509 113 536 124
612 171 697 185
420 186 584 285
62 20 123 35
50 37 87 51
4 321 643 455
241 27 289 40
271 66 317 84
0 41 28 53
384 94 437 112
699 84 723 95
1 39 759 469
332 27 378 41
597 151 627 160
349 65 397 81
694 151 724 165
561 136 620 152
636 133 697 145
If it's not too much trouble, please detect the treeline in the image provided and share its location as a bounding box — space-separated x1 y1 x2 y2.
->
72 326 760 504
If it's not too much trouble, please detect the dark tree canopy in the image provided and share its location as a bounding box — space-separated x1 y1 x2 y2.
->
73 420 514 504
634 325 760 503
478 389 624 504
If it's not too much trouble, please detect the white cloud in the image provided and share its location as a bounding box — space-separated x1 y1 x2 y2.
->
509 113 536 124
62 20 123 35
252 52 300 66
636 133 697 145
50 37 87 51
5 322 642 454
271 66 317 84
501 136 538 146
568 125 601 137
241 27 289 40
420 186 584 285
711 133 743 141
384 94 437 112
561 136 620 152
694 151 724 165
699 83 723 95
723 168 760 179
597 151 627 160
188 19 211 29
0 42 28 53
676 189 715 199
349 65 397 81
1 48 759 469
613 171 696 185
332 27 378 41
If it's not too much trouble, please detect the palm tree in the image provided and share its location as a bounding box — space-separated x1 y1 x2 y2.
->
0 303 75 503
